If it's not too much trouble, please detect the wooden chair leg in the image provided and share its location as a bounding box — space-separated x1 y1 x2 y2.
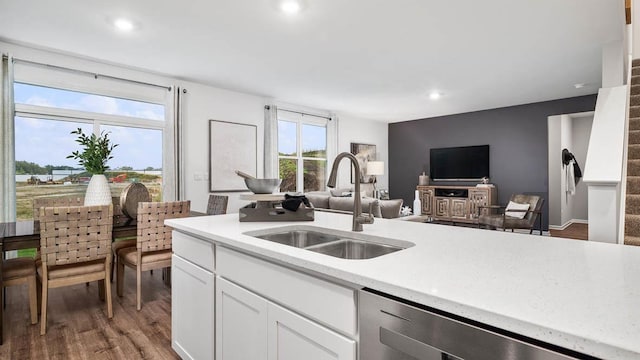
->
28 275 38 325
105 261 113 319
36 277 42 315
116 260 125 297
98 280 105 301
136 264 142 311
40 276 48 335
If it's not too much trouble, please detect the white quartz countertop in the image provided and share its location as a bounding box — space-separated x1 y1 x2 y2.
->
166 212 640 359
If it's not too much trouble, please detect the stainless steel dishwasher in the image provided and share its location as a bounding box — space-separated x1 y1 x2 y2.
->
359 289 593 360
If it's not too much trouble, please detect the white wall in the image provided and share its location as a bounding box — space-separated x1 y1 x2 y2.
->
0 41 389 213
560 115 574 226
571 115 593 221
177 81 265 213
548 112 593 229
336 114 389 197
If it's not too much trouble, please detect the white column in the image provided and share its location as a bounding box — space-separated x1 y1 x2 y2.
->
588 184 619 243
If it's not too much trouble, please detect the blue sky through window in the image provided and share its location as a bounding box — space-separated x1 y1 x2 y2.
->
14 83 165 120
278 120 326 156
14 83 164 171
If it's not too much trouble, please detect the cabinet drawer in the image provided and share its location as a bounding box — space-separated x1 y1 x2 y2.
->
217 246 357 336
172 231 215 272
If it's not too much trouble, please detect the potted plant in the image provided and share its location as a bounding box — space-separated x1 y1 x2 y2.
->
67 128 118 206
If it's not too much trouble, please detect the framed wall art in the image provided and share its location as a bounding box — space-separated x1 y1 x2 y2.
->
350 142 376 184
209 120 257 192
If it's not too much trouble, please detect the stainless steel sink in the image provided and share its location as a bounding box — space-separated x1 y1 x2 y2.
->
306 240 402 259
253 230 340 248
244 226 414 260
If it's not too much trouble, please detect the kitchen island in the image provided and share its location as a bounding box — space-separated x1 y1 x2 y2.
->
166 212 640 360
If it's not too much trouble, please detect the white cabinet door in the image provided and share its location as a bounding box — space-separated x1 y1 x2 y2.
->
268 302 356 360
172 254 215 360
216 277 268 360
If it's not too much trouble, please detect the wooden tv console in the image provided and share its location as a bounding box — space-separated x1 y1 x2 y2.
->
417 185 497 223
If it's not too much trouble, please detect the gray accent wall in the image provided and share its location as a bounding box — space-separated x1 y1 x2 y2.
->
388 95 597 230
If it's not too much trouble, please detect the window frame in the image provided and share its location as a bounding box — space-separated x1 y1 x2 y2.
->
11 73 173 202
277 111 329 193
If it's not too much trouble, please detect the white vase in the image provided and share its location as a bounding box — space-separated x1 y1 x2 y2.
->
84 174 112 206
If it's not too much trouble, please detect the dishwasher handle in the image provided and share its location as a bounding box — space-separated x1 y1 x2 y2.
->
380 327 456 360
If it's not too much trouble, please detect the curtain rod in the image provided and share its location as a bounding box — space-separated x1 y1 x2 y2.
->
13 58 172 91
265 105 332 120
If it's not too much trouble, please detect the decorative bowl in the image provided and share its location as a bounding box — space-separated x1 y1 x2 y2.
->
244 178 282 194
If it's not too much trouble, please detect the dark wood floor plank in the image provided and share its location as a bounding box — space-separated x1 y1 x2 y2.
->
550 223 589 240
0 269 179 359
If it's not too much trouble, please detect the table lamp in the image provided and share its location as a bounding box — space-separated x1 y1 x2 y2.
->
366 161 384 199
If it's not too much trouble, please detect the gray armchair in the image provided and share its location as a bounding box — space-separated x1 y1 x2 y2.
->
477 194 544 235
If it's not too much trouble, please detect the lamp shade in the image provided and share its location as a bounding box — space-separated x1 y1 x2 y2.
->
366 161 384 176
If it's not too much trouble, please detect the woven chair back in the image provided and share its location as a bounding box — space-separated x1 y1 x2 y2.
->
39 205 113 266
137 201 190 253
33 196 84 221
207 195 228 215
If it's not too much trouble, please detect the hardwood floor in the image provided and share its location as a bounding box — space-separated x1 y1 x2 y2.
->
1 268 179 359
549 223 588 241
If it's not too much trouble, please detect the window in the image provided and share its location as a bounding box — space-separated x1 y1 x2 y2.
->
14 83 164 121
13 79 169 220
277 111 328 193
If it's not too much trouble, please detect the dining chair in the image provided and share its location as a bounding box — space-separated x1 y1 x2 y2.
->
3 258 38 325
206 194 229 215
116 200 190 310
33 195 85 221
35 196 121 286
38 204 113 335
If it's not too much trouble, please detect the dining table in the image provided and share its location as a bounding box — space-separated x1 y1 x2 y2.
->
0 211 205 344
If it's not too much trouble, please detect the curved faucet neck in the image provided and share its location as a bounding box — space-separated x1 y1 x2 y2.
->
327 152 364 231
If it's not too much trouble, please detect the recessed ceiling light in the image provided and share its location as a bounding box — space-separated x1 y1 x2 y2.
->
429 92 442 100
114 18 134 32
280 1 301 14
574 83 587 89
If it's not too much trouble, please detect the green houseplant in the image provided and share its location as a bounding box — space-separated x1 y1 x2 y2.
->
67 128 117 174
67 128 118 206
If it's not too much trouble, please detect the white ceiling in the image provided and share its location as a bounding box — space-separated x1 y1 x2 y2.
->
0 0 625 122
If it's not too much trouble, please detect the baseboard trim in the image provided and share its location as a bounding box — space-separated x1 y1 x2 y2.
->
571 218 589 224
549 219 588 231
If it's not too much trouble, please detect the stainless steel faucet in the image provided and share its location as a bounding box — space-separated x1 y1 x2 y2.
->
327 152 375 231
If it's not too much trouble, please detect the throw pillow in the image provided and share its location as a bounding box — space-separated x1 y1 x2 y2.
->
505 201 530 219
329 188 352 197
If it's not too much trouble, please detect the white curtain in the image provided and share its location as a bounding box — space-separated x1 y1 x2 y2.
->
264 105 278 179
168 85 185 201
327 114 339 180
0 54 15 222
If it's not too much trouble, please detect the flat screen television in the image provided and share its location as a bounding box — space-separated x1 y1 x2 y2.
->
430 145 490 181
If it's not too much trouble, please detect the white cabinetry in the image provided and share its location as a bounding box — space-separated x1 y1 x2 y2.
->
216 277 355 360
216 246 357 360
268 302 355 360
171 230 358 360
171 232 215 360
216 277 268 360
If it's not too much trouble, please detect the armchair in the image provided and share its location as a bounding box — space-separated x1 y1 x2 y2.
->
477 194 544 235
